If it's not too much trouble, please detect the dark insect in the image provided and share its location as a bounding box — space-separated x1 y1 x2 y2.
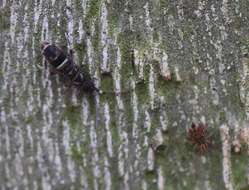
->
41 42 97 93
187 123 210 154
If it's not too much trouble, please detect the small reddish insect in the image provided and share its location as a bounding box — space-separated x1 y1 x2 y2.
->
187 123 210 154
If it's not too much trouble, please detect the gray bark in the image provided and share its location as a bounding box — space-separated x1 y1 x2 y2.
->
0 0 249 189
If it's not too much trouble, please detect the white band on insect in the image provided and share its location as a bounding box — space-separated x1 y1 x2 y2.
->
56 58 68 69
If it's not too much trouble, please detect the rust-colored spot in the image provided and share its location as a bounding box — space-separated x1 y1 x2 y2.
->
187 123 210 154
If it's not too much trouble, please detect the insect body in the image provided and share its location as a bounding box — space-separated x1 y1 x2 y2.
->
41 42 96 92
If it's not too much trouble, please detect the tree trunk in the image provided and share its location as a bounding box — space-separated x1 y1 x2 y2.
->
0 0 249 189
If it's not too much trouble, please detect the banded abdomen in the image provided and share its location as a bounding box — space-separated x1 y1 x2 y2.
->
41 42 96 92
